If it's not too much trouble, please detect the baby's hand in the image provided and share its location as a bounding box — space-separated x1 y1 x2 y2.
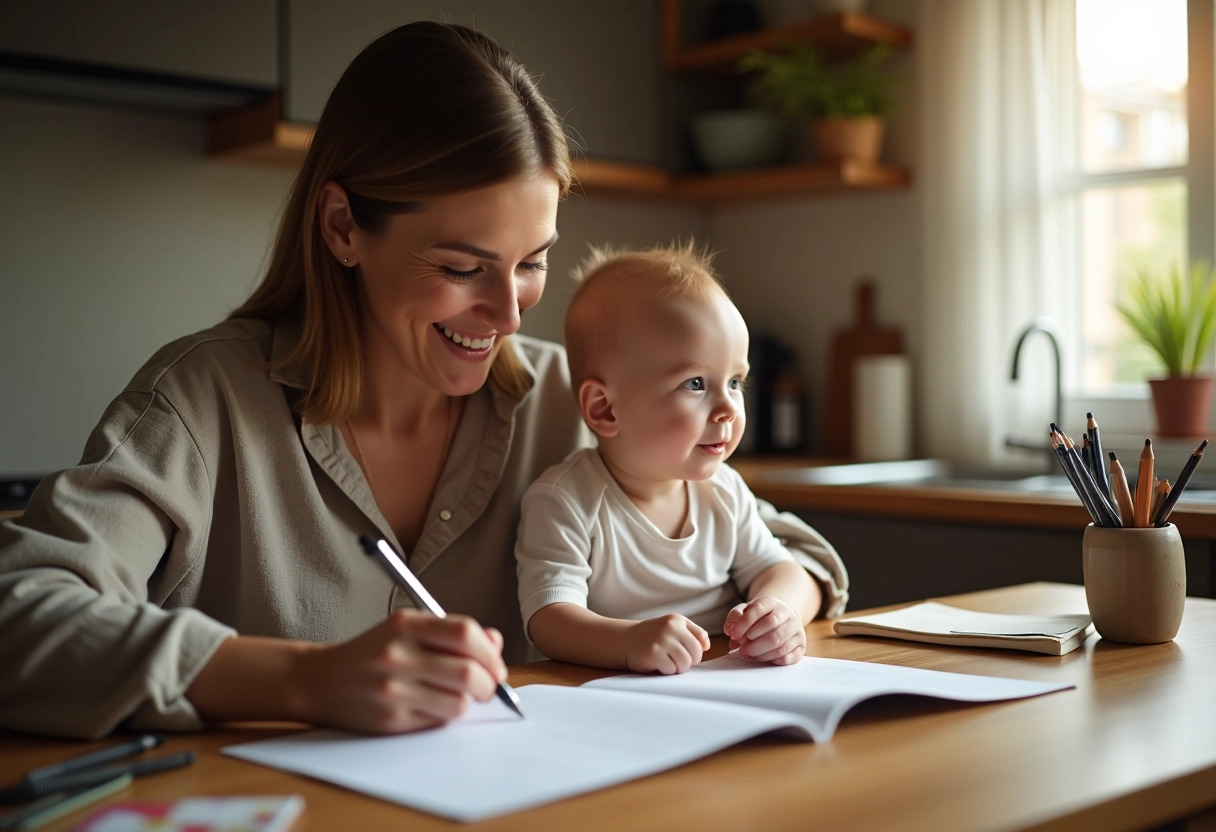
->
724 595 806 665
625 614 711 675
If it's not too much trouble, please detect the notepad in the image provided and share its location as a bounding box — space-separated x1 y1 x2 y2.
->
223 655 1072 822
834 602 1094 655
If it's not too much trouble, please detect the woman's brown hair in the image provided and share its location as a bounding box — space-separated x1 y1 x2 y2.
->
231 22 572 423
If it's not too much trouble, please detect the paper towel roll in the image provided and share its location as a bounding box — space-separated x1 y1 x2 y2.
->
853 355 913 461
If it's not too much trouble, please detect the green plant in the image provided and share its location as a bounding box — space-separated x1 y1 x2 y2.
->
739 42 899 120
1117 260 1216 377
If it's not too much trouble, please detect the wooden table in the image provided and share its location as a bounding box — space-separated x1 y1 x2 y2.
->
3 582 1214 832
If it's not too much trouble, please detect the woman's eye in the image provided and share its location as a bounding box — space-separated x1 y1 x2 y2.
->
681 377 705 391
519 260 549 274
441 265 482 280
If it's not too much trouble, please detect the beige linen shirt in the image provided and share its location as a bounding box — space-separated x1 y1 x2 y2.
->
0 318 848 739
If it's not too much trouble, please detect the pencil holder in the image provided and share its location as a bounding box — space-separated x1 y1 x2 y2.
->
1081 523 1185 644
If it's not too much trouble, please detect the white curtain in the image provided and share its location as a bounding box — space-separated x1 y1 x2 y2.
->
917 0 1077 462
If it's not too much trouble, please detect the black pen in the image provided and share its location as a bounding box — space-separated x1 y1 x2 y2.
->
12 752 196 800
359 534 525 718
23 733 163 787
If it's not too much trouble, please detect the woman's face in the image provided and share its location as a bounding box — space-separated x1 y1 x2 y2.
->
351 172 560 397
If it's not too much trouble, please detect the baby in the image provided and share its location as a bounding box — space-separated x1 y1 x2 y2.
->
515 242 823 674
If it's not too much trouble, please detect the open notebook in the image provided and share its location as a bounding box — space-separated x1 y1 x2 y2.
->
223 655 1072 822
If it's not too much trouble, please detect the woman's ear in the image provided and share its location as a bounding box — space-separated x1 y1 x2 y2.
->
578 379 618 438
317 182 359 266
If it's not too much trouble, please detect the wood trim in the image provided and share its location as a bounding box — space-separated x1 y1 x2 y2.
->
570 159 672 197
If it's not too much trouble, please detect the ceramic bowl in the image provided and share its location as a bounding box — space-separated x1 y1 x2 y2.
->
689 109 783 171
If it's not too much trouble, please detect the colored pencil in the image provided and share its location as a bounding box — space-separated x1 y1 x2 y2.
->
1108 451 1136 527
1133 439 1155 527
1154 439 1209 526
1150 479 1170 523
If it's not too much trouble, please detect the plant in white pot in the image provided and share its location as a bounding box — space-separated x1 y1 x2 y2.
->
1117 260 1216 437
739 42 899 164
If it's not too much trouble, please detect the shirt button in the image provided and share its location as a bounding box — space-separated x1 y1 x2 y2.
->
439 509 452 521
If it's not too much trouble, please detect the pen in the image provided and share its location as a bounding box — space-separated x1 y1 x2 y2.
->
358 534 525 718
1154 439 1209 526
13 752 196 800
22 733 163 786
0 773 132 832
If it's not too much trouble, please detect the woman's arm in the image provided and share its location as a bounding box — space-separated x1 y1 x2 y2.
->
187 610 509 733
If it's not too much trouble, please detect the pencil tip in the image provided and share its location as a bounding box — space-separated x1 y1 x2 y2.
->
1145 438 1152 446
1109 451 1117 460
1087 411 1093 418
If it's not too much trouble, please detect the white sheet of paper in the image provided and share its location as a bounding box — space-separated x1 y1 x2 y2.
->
586 654 1072 741
223 684 813 822
222 656 1072 822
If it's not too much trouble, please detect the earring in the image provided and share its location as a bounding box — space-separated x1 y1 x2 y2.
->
342 258 350 265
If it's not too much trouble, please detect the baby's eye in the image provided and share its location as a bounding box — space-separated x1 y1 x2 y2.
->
681 377 705 391
729 377 744 391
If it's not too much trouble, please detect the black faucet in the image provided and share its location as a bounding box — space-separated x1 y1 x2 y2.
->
1007 317 1063 465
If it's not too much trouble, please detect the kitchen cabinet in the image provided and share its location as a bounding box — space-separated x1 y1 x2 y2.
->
0 0 276 87
798 511 1216 611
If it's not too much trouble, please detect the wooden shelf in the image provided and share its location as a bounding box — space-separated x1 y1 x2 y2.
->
208 97 910 203
661 1 912 72
674 161 910 202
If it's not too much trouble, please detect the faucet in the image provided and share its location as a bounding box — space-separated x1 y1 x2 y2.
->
1007 317 1063 467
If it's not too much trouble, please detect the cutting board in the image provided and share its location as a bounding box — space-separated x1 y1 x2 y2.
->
823 281 904 457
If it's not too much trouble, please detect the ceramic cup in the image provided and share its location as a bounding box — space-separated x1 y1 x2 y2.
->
1082 523 1186 644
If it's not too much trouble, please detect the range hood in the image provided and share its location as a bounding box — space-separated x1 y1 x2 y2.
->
0 51 273 117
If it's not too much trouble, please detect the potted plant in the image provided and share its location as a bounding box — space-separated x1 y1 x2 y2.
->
1117 260 1216 437
738 41 899 164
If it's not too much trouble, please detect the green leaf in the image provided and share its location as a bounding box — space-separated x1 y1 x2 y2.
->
1118 260 1216 377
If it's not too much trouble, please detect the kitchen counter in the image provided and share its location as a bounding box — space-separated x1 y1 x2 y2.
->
732 456 1216 539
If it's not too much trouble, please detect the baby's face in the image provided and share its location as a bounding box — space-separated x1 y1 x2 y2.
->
602 290 749 483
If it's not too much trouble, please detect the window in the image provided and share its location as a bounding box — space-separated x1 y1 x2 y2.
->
1074 0 1186 394
1071 0 1192 396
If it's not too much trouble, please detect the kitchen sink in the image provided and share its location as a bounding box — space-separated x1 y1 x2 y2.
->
754 458 1216 503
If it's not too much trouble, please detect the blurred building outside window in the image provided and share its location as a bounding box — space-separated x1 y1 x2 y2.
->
1071 0 1194 399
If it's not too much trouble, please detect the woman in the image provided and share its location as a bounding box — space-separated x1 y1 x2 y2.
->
0 22 848 740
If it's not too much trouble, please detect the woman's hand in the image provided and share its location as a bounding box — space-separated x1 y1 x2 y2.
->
294 610 509 733
724 595 807 666
624 614 711 675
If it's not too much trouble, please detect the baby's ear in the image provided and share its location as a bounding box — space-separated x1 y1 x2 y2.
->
578 379 618 438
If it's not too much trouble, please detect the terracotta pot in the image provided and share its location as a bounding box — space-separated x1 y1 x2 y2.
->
1148 375 1215 437
810 115 885 164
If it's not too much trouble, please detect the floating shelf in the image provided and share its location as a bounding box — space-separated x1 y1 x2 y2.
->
674 161 911 202
661 1 912 72
208 97 910 203
208 104 907 201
